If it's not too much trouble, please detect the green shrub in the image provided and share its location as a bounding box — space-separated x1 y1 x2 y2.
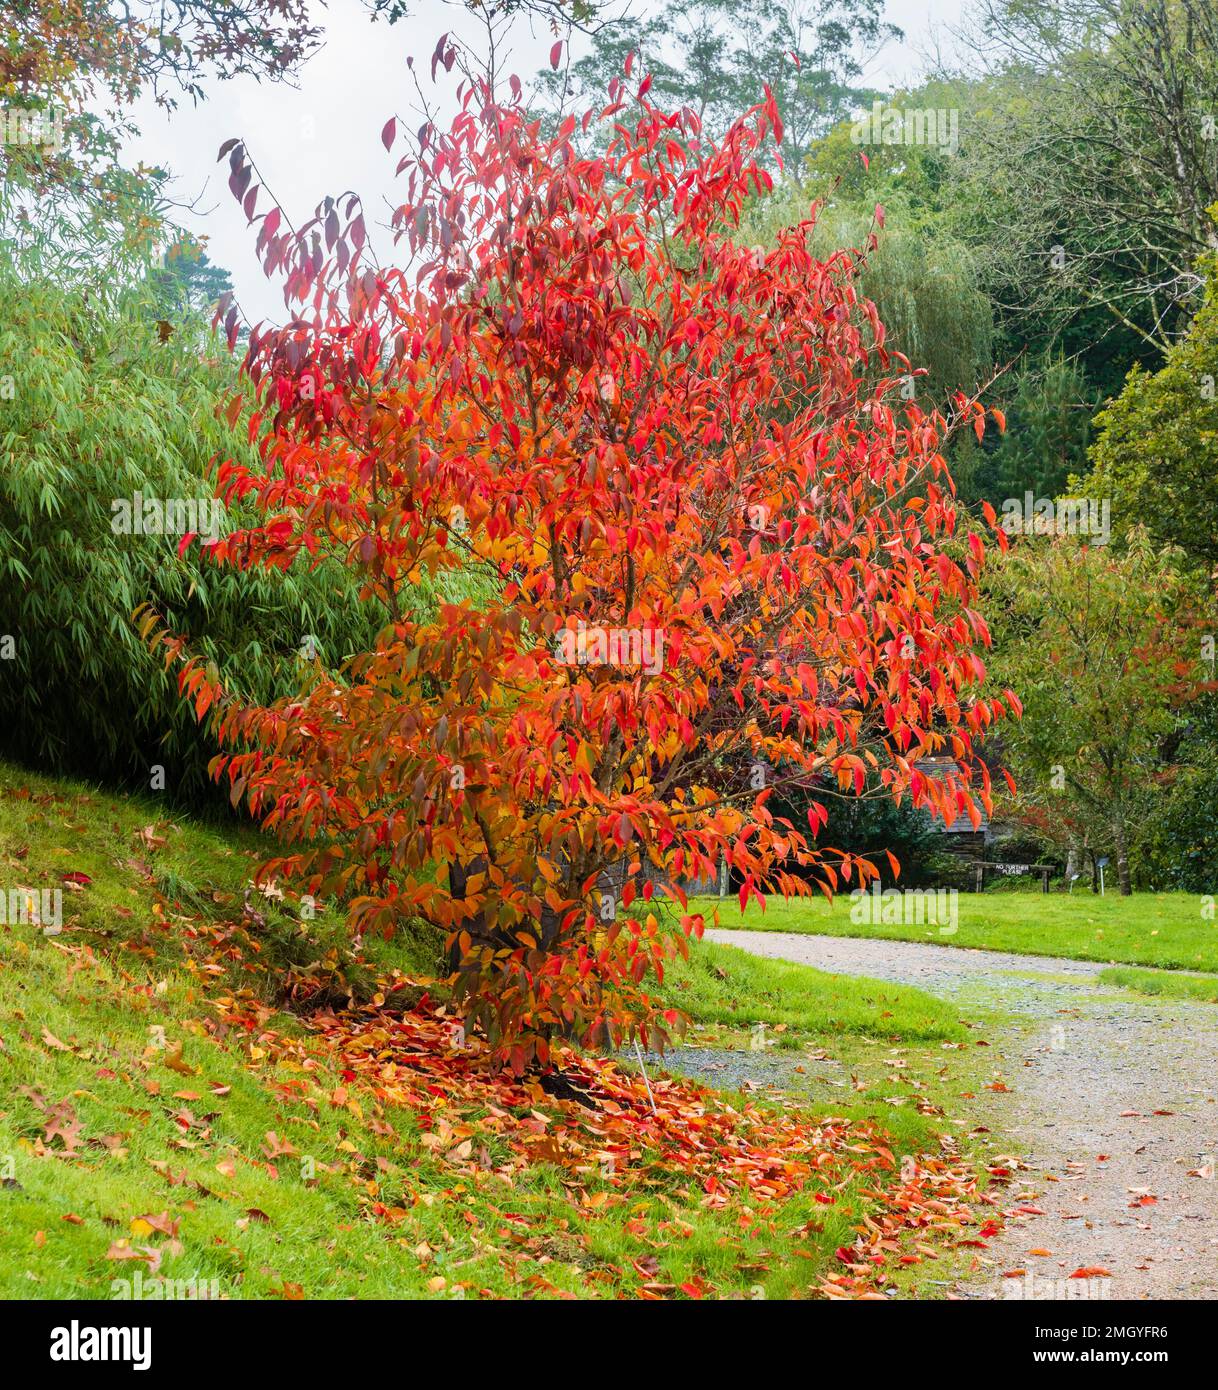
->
0 259 443 805
1082 253 1218 573
1132 695 1218 892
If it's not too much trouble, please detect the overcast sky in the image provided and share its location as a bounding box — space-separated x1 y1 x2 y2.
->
124 0 968 325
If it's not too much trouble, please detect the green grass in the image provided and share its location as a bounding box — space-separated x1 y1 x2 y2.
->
1098 965 1218 1004
663 939 969 1045
694 889 1218 972
1 937 912 1301
0 760 1002 1300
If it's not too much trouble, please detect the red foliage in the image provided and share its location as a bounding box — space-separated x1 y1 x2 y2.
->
148 44 1014 1069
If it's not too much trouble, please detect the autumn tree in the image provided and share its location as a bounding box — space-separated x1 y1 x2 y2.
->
1 0 596 266
149 40 1014 1070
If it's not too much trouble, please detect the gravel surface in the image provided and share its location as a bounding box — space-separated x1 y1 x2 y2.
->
706 929 1218 1301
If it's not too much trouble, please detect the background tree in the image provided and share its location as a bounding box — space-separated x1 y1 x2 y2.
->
1083 253 1218 574
149 236 236 319
953 352 1096 508
985 533 1211 895
953 0 1218 358
1135 694 1218 891
794 4 1218 509
802 73 968 217
541 0 901 175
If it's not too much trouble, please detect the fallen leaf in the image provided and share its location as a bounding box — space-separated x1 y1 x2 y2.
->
162 1043 196 1076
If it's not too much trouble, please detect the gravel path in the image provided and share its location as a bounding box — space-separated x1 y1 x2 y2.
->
706 929 1218 1301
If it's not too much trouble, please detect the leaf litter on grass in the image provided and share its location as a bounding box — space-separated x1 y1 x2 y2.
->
202 966 1010 1298
5 830 1012 1300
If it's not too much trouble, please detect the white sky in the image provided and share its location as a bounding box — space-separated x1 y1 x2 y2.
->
124 0 968 325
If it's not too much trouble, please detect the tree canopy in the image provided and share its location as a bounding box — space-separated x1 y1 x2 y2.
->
148 44 1013 1068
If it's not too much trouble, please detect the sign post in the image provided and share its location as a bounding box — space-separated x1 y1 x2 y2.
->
968 861 1056 893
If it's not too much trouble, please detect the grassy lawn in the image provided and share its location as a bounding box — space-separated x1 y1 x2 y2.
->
662 939 969 1045
0 761 1005 1300
693 889 1218 973
1098 966 1218 1004
657 943 1005 1212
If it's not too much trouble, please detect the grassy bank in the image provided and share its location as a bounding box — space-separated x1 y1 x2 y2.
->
0 762 1004 1299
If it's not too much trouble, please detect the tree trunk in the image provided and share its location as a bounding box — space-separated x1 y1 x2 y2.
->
1111 803 1132 896
447 856 487 971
